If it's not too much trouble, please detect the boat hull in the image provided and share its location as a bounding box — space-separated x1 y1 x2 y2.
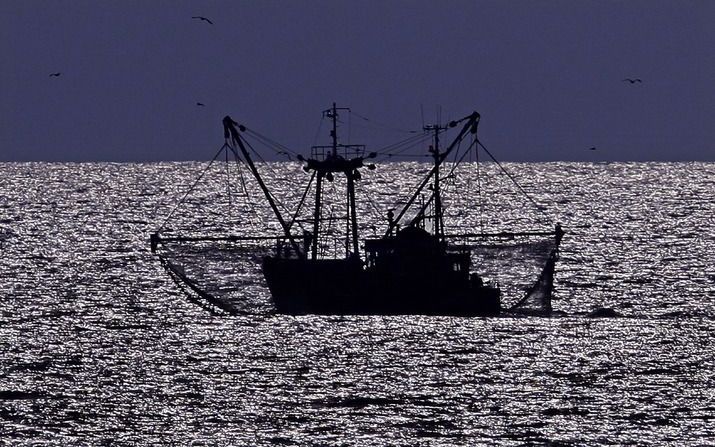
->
263 257 501 316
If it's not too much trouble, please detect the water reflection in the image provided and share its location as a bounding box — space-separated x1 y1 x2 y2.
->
0 162 713 444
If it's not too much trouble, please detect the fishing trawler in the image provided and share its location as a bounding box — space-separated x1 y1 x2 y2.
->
150 104 564 316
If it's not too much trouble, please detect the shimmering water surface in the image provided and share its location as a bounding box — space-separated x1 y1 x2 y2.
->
1 162 713 446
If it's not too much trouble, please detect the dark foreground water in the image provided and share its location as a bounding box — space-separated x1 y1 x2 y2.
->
0 162 713 446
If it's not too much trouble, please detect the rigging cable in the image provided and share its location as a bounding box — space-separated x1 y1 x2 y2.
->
474 134 485 234
375 131 431 155
240 135 307 231
244 128 300 159
374 132 433 162
156 144 227 232
225 146 232 217
288 171 316 230
227 146 259 228
361 183 387 230
350 110 418 134
476 139 550 218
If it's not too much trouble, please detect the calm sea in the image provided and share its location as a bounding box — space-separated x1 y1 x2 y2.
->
0 162 713 446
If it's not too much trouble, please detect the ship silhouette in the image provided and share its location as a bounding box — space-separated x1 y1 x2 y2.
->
151 104 563 316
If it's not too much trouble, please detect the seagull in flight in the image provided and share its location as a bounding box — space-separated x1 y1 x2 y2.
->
192 16 213 25
588 147 597 151
49 72 61 77
196 102 205 107
622 78 642 84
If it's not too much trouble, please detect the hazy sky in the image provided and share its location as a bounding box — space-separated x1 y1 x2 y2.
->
1 0 713 162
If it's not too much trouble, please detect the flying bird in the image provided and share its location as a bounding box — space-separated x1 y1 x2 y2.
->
622 78 642 84
588 147 597 151
196 102 205 106
49 72 61 77
192 16 213 25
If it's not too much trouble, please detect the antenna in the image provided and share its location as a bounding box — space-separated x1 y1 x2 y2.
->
322 102 350 157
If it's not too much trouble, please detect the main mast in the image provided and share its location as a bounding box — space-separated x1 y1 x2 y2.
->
385 112 479 237
327 102 340 157
424 123 449 240
300 103 373 261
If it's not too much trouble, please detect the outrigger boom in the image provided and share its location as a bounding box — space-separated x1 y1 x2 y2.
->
222 116 305 259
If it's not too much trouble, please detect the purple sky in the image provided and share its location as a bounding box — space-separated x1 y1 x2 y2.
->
2 0 713 162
